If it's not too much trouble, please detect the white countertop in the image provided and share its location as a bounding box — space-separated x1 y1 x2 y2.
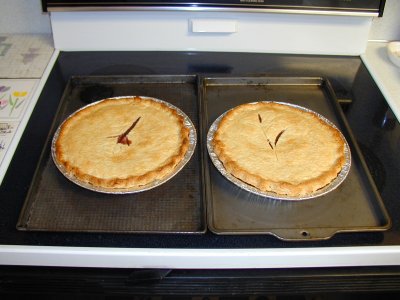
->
362 41 400 122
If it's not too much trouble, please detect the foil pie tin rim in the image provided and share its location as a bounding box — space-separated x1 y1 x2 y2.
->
51 96 197 194
207 101 352 201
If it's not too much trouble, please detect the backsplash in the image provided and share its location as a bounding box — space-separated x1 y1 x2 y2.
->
0 0 51 34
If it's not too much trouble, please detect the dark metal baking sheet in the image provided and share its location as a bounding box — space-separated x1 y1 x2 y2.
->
200 76 391 241
17 75 206 234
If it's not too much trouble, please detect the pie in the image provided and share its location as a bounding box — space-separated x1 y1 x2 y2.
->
54 96 190 189
212 102 347 197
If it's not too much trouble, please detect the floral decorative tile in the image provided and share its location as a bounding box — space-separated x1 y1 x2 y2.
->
0 79 38 119
0 79 39 183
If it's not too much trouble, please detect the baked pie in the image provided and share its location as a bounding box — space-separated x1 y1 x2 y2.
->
212 102 347 197
54 96 190 189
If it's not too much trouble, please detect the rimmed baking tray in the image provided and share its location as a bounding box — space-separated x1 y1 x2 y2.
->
17 75 206 234
200 76 391 241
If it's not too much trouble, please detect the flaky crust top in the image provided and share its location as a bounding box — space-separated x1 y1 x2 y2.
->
212 102 346 197
55 96 190 189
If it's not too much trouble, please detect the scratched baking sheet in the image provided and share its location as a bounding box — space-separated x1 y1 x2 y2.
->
201 76 391 241
17 75 206 234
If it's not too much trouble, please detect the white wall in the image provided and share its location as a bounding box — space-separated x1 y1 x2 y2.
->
0 0 51 34
369 0 400 41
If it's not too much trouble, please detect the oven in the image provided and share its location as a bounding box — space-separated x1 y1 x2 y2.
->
2 0 400 296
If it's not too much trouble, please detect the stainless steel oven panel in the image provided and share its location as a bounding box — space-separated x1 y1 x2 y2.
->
42 0 384 16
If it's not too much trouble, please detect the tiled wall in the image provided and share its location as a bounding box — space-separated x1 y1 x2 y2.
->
0 35 54 184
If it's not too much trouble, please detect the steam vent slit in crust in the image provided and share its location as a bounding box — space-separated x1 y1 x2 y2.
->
54 96 191 189
212 102 347 197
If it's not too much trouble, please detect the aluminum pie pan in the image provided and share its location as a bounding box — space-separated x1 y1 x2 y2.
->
51 96 197 194
207 101 351 201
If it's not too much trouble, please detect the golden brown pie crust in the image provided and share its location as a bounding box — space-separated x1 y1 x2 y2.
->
212 102 346 197
55 96 190 189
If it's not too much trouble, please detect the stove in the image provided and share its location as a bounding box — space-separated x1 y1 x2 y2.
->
1 50 399 248
1 0 400 296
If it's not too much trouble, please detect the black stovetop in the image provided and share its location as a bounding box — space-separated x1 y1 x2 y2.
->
1 51 399 249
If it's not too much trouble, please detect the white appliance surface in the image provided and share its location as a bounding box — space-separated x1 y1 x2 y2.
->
1 7 400 270
1 244 400 269
51 11 372 55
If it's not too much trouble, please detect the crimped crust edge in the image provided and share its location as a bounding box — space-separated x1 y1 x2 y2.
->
55 96 190 189
212 102 346 197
